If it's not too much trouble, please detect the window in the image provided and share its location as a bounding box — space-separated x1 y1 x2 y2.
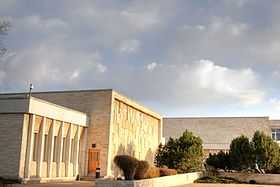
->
33 133 38 161
43 134 48 161
53 136 57 162
62 137 66 162
272 129 280 141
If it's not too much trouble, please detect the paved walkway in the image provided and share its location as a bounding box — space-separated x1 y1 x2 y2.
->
14 181 94 187
181 184 280 187
12 181 280 187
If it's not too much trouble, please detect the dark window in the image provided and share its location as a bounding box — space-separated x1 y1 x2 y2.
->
53 136 57 162
33 133 38 161
62 137 66 162
43 134 48 161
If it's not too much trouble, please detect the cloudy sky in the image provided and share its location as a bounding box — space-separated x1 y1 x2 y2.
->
1 0 280 118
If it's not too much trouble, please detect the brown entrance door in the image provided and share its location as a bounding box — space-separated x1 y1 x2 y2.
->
88 148 100 175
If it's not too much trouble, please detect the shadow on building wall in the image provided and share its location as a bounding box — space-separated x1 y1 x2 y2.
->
145 148 154 164
112 143 136 177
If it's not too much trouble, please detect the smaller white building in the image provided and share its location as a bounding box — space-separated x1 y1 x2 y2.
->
0 96 88 182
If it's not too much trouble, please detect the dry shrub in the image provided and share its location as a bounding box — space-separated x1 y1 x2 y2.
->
145 167 160 178
159 168 177 176
134 160 150 180
114 155 139 180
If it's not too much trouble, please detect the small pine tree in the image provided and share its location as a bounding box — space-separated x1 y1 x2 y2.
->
206 151 231 170
251 131 280 172
229 135 254 170
155 130 203 173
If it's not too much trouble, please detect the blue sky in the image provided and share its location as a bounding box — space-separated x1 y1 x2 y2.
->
1 0 280 118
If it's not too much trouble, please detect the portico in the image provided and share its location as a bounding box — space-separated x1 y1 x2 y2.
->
0 96 88 182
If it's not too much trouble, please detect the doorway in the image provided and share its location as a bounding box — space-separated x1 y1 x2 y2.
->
88 148 100 175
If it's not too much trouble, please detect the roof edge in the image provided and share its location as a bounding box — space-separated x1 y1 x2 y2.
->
0 88 113 96
112 90 162 120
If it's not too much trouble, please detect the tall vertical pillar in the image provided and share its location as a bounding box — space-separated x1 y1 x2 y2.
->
73 127 81 176
57 122 64 177
37 117 46 177
47 119 55 177
82 128 88 176
65 124 72 177
24 114 36 178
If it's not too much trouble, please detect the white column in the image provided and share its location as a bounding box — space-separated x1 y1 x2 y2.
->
82 128 88 176
57 122 64 177
37 117 46 177
73 127 81 176
24 114 36 178
47 119 55 178
65 124 72 177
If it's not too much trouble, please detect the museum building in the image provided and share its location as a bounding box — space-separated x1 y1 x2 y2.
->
0 89 163 183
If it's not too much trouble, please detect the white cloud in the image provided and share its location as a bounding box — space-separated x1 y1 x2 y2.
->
0 44 106 90
120 9 160 31
209 17 248 36
176 59 264 106
195 25 206 31
95 63 107 73
70 70 80 80
269 98 280 111
146 62 157 72
119 39 140 53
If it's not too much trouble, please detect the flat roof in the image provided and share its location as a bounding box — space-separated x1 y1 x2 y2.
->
0 88 162 120
0 88 113 96
0 96 87 126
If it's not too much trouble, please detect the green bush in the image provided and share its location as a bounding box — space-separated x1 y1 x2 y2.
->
229 135 254 170
113 155 139 180
206 151 231 170
155 130 203 173
251 131 280 172
134 160 150 180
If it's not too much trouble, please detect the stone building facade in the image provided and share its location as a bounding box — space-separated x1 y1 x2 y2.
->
0 89 162 182
0 97 87 182
163 117 274 155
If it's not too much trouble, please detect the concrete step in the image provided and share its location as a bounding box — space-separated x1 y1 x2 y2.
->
80 176 96 181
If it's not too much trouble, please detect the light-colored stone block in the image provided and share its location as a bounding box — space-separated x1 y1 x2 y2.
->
96 172 203 187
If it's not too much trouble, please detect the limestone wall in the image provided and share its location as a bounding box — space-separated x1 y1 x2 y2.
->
270 120 280 128
0 113 24 178
164 117 271 151
109 97 161 176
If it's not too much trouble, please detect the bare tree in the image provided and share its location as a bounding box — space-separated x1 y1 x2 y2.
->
0 20 10 57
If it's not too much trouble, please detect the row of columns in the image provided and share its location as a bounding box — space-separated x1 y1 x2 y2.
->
24 114 82 179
